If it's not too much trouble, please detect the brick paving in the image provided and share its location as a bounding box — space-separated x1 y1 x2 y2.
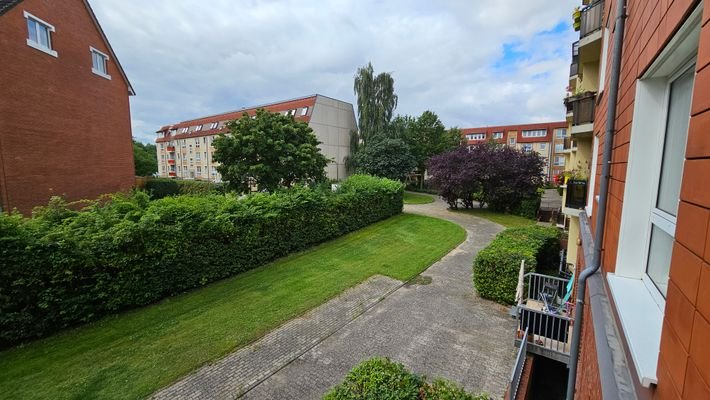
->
153 197 517 399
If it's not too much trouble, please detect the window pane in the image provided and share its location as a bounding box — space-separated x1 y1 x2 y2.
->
656 67 694 216
646 225 673 297
38 24 49 48
27 19 38 42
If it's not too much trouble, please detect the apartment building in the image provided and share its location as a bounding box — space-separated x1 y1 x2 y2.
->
0 0 135 215
508 1 710 399
461 121 568 181
155 95 356 182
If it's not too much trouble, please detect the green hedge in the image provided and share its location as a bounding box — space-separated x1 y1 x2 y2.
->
323 357 487 400
0 175 403 348
473 225 560 305
144 178 224 199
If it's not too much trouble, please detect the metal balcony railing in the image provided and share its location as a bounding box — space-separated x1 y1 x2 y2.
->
580 1 604 38
514 273 574 363
507 326 528 400
564 92 596 126
565 180 588 209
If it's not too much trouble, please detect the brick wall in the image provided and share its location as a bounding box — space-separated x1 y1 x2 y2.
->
576 0 710 398
0 0 134 215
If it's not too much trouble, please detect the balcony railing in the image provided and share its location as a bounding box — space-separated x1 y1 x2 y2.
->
563 137 577 151
564 92 596 126
565 180 588 209
167 159 175 165
507 326 528 400
580 1 603 38
167 146 175 152
514 273 574 363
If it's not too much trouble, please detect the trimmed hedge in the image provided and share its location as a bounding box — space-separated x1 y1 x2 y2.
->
143 177 224 199
473 226 560 305
0 175 403 348
323 357 487 400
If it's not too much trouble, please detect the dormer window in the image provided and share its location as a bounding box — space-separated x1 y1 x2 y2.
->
180 127 188 134
195 125 203 131
24 11 57 57
90 47 111 79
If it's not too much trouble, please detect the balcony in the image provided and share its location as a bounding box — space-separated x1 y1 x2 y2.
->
564 92 596 134
168 172 176 177
562 137 577 153
514 273 575 364
167 159 175 165
563 179 588 216
569 41 579 77
580 1 603 40
167 146 176 152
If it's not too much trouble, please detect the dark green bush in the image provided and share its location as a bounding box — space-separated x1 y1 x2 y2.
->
512 193 541 220
0 175 402 348
323 358 487 400
144 178 223 199
473 226 561 305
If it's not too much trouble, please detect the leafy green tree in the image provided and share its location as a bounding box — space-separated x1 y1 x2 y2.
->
133 140 158 176
353 62 398 146
354 138 416 181
213 109 329 193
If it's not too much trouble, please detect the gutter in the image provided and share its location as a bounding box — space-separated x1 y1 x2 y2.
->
566 0 627 399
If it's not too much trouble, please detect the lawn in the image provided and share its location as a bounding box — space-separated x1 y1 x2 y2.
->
0 213 465 400
403 191 435 204
452 208 536 228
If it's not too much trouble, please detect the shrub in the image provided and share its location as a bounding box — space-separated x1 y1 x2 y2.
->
0 175 403 348
144 178 223 199
323 358 487 400
473 226 561 305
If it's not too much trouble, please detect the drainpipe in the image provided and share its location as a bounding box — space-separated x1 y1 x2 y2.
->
566 0 627 399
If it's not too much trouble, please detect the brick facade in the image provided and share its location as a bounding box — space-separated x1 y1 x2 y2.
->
0 0 135 215
574 0 710 399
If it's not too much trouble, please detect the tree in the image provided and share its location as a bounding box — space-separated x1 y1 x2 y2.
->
133 140 157 176
354 138 416 181
213 109 329 193
348 62 398 170
428 144 545 213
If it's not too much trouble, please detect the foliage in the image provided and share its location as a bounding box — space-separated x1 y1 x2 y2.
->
473 226 561 304
353 62 398 147
403 192 435 205
213 109 329 193
133 140 157 176
428 144 545 215
354 138 416 181
452 208 535 228
0 175 403 348
407 111 462 176
405 179 438 195
143 178 223 199
323 358 487 400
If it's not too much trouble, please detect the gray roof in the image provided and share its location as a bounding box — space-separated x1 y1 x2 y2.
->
0 0 22 16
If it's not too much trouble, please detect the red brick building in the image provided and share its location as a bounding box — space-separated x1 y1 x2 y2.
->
461 121 568 181
0 0 135 215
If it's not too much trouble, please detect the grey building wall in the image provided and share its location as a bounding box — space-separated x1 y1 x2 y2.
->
308 95 356 181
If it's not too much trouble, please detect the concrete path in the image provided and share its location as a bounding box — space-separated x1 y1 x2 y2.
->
154 197 517 399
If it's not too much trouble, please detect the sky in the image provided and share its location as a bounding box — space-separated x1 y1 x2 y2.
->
89 0 579 144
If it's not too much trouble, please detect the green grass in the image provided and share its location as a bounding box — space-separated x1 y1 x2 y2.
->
403 191 435 204
0 213 465 400
452 208 535 228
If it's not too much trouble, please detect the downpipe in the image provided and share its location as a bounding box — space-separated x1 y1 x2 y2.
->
566 0 627 399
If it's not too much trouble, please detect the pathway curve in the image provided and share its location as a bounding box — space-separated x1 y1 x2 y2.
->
154 196 517 400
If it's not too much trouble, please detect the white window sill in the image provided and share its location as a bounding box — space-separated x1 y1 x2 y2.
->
606 273 662 387
26 39 57 57
92 69 112 80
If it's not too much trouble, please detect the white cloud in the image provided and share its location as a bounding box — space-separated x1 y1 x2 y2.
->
90 0 578 143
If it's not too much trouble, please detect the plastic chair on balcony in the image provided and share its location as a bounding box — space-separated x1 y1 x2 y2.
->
541 273 575 315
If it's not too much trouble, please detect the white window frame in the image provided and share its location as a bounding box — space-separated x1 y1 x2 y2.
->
599 28 610 92
521 129 547 138
509 137 516 145
24 11 57 57
555 143 564 153
195 125 203 131
539 143 547 151
90 46 111 79
492 132 503 139
555 128 567 138
609 5 701 388
300 107 309 116
466 133 485 141
180 127 188 134
553 156 565 166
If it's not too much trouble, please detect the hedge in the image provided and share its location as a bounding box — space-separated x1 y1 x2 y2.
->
143 177 224 199
323 357 487 400
0 175 403 348
472 225 561 305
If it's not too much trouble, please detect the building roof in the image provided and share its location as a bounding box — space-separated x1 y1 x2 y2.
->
0 0 134 95
156 94 320 143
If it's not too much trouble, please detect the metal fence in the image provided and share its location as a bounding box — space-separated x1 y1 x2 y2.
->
508 327 529 400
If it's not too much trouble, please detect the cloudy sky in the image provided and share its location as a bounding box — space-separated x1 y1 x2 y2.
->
90 0 578 143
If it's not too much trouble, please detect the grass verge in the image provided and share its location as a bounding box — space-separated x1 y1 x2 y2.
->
403 191 435 205
451 208 535 228
0 213 465 400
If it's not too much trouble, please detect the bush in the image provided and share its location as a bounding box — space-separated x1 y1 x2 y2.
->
144 178 223 199
323 358 487 400
0 175 403 348
512 192 542 220
473 226 561 305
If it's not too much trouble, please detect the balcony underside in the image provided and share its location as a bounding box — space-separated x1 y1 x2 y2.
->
571 122 594 136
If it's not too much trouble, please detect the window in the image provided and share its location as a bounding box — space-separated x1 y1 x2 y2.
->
492 132 503 140
555 143 564 153
509 137 516 145
553 156 565 166
195 125 203 131
24 11 56 57
90 47 110 79
197 166 202 175
196 153 201 161
465 133 485 141
181 127 188 134
522 144 533 153
521 129 547 138
209 122 219 129
300 107 309 116
204 152 207 160
539 143 547 151
555 128 567 138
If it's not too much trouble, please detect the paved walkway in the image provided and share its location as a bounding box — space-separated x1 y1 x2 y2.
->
153 197 517 400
